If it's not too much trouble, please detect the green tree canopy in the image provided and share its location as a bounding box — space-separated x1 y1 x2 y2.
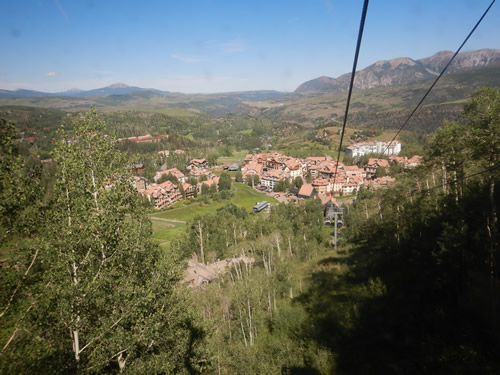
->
37 108 206 373
218 171 232 191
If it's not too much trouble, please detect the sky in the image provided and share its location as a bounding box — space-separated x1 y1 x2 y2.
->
1 0 499 93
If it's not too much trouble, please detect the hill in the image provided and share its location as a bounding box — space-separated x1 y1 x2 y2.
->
0 89 285 117
295 49 500 93
239 63 500 133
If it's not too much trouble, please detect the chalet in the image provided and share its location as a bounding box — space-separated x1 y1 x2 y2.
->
344 165 364 177
128 163 145 174
141 180 181 209
261 169 289 191
332 176 348 196
283 159 303 179
189 158 208 170
317 161 342 179
305 156 331 166
312 178 330 194
298 184 317 199
342 183 359 195
154 168 186 183
407 155 422 169
364 158 390 179
389 156 407 165
190 168 214 180
196 176 219 195
184 254 218 287
242 161 263 179
260 153 285 171
182 182 196 199
132 176 148 191
184 253 255 287
307 164 321 179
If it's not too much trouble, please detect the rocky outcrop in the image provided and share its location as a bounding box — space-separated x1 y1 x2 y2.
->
295 49 500 93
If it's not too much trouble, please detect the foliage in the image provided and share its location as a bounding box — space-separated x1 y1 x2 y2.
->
1 109 207 373
327 89 500 373
234 170 243 182
218 171 232 191
158 172 178 184
294 176 304 189
245 174 259 186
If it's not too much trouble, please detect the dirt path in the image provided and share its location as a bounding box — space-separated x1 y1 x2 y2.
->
150 216 186 224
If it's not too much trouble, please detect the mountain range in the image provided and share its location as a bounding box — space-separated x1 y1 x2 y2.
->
1 49 499 100
0 83 167 99
294 49 500 93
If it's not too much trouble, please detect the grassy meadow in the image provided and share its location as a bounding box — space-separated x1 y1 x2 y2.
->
150 183 279 248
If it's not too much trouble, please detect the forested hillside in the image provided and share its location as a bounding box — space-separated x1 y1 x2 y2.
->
239 64 500 133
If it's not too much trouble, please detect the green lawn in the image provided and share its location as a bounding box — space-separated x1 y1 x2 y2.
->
150 183 279 247
218 150 248 164
151 183 278 221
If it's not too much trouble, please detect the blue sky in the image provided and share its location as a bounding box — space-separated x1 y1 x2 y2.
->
1 0 499 93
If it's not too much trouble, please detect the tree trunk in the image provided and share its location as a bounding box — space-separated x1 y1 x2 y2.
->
198 220 205 264
275 236 281 258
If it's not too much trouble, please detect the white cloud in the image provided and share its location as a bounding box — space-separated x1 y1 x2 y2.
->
171 53 204 63
45 72 57 77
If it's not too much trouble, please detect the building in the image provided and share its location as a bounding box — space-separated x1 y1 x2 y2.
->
182 182 196 199
261 169 289 191
154 168 186 183
312 178 330 194
252 201 270 213
196 176 219 195
141 180 181 209
345 140 401 158
189 158 208 170
132 176 148 191
227 163 240 172
298 184 317 199
364 158 390 179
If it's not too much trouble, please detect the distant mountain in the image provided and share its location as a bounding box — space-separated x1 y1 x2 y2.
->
0 83 168 99
54 83 167 97
295 48 500 93
0 89 52 98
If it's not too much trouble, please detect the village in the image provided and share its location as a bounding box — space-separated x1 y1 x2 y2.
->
132 139 422 212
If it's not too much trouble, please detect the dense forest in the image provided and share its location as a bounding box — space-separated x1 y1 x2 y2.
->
1 88 499 373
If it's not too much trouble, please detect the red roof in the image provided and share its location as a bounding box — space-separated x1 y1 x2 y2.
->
298 184 314 197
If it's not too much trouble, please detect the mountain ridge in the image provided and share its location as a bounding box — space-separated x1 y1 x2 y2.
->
295 48 500 93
